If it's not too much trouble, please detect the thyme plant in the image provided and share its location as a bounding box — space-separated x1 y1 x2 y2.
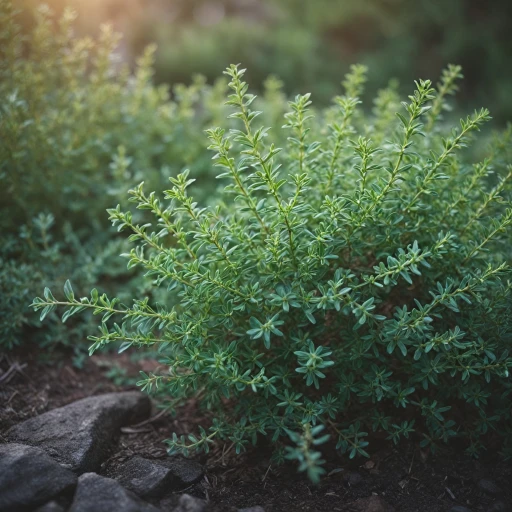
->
34 64 512 481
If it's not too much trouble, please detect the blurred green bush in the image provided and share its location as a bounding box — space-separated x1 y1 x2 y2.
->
140 0 512 123
151 19 341 105
13 0 512 121
0 1 233 355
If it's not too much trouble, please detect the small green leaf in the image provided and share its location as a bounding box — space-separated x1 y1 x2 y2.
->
64 280 74 302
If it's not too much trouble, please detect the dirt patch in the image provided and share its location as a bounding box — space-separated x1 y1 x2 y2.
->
1 348 510 512
203 443 511 511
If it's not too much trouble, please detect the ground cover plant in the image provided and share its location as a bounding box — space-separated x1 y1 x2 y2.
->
33 62 512 482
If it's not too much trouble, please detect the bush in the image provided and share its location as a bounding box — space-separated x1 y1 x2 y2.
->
112 0 512 123
34 63 512 481
151 18 340 105
0 2 230 229
0 0 230 352
14 0 512 122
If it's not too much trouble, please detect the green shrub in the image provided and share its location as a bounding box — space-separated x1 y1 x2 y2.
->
14 0 512 122
151 18 340 105
0 0 230 351
0 2 229 229
34 63 512 480
109 0 512 123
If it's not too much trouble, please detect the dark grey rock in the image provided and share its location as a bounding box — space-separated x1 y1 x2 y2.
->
158 457 205 486
478 479 503 496
0 443 77 511
238 507 265 512
172 494 207 512
7 392 151 473
112 456 204 498
34 501 67 512
449 506 472 512
69 473 160 512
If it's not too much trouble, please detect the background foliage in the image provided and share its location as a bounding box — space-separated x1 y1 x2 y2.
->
0 1 230 354
14 0 512 122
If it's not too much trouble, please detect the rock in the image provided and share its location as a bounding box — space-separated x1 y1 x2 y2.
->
159 457 205 486
347 471 363 487
172 494 207 512
0 443 77 511
35 501 67 512
7 392 151 473
487 503 510 512
346 496 395 512
449 506 472 512
238 507 265 512
112 455 204 498
69 473 160 512
478 479 503 496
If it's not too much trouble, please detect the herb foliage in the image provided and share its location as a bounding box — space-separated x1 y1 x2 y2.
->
34 63 512 481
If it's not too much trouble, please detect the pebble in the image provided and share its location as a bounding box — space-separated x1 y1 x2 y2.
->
69 472 160 512
347 471 363 487
172 493 207 512
478 478 503 496
346 495 395 512
111 455 203 499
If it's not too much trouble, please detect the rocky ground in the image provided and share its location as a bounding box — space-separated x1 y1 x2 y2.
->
0 349 511 512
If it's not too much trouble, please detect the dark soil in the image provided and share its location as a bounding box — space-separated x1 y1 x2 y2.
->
1 347 511 512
